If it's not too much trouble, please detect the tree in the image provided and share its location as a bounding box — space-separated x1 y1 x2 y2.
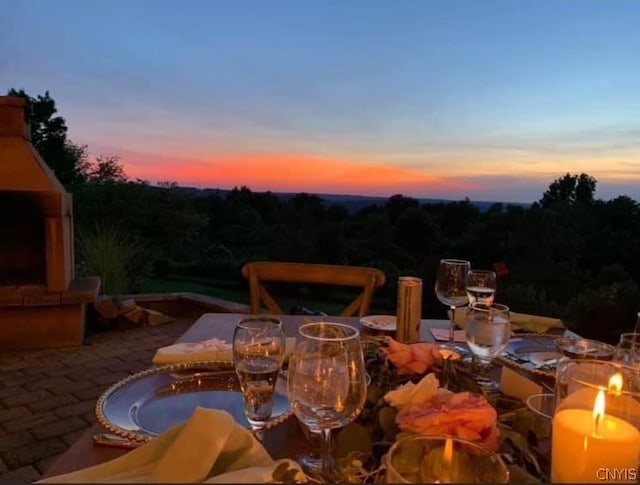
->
7 88 88 187
86 155 128 184
575 173 597 205
539 173 597 208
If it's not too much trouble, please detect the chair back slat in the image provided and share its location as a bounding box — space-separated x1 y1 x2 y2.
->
241 261 386 317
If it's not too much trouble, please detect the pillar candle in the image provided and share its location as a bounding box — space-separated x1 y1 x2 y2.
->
552 407 640 483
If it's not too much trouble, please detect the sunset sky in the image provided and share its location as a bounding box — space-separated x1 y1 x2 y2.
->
2 0 639 203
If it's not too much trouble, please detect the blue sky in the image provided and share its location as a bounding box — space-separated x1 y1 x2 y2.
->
2 0 639 202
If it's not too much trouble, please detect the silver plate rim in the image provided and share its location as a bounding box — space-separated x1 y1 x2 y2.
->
497 333 559 378
95 360 293 443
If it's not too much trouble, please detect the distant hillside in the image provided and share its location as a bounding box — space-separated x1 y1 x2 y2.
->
170 186 530 213
311 193 530 213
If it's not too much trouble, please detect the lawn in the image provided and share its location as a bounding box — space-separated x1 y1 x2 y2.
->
143 277 250 304
141 276 392 316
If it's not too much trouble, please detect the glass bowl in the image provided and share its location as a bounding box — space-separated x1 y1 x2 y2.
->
384 434 509 483
554 337 614 361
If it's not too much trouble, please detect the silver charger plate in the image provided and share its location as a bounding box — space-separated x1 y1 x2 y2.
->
360 314 397 332
96 360 292 443
497 333 561 377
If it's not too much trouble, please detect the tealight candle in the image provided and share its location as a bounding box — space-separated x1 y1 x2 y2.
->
552 373 640 483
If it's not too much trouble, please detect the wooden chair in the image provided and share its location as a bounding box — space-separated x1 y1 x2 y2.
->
241 261 386 317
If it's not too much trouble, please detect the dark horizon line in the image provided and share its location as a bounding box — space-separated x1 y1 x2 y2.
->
166 184 533 208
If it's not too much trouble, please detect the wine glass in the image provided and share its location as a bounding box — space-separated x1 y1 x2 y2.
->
466 269 497 306
464 302 510 391
435 258 471 354
287 322 367 480
232 316 286 438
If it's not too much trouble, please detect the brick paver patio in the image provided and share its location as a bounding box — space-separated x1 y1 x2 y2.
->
0 318 194 483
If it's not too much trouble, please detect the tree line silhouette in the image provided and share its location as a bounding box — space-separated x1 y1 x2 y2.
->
8 89 640 343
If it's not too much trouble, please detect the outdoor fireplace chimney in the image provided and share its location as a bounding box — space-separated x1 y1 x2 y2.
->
0 96 73 291
0 95 100 349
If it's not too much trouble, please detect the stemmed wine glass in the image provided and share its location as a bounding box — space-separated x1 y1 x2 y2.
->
232 316 286 439
466 269 497 305
287 322 367 480
435 258 471 354
464 302 510 390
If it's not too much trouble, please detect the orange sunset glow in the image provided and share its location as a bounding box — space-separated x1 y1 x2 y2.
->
121 152 479 196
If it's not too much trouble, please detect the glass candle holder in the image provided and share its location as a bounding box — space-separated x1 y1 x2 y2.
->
525 393 555 439
615 333 640 368
384 434 509 483
552 359 640 483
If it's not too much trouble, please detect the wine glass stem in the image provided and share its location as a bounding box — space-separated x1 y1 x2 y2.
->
252 428 265 442
449 306 456 344
308 429 322 459
477 358 492 380
320 428 333 478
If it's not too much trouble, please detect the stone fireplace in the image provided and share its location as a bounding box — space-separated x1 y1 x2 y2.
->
0 96 100 349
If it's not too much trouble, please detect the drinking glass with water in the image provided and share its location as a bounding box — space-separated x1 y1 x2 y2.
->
464 302 510 391
232 316 285 436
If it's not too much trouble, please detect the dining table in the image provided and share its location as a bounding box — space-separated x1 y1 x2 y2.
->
41 312 561 479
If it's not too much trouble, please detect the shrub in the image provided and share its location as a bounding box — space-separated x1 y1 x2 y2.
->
77 224 150 295
564 280 640 343
495 282 563 318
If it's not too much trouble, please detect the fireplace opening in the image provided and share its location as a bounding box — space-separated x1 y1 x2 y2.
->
0 192 46 287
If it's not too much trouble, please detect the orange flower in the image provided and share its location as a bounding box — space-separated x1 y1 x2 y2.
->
396 391 500 451
379 336 442 375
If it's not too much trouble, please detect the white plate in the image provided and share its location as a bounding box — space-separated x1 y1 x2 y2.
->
360 315 397 331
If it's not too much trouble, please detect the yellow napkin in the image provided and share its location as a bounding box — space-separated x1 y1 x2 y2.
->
38 407 304 483
153 337 297 365
450 309 564 334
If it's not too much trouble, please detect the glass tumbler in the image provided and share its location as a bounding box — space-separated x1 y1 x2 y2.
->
232 316 285 435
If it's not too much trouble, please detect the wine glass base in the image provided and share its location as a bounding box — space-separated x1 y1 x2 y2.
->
297 453 324 475
439 342 469 357
476 378 500 391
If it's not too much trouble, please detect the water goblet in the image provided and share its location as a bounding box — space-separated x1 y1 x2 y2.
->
466 269 497 306
464 302 510 391
232 316 286 438
435 258 471 354
287 322 367 480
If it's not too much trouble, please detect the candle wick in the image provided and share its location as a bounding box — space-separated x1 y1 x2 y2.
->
594 413 601 437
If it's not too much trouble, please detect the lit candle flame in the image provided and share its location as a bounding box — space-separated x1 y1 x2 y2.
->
443 437 453 465
593 389 605 436
608 373 623 396
440 437 453 483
